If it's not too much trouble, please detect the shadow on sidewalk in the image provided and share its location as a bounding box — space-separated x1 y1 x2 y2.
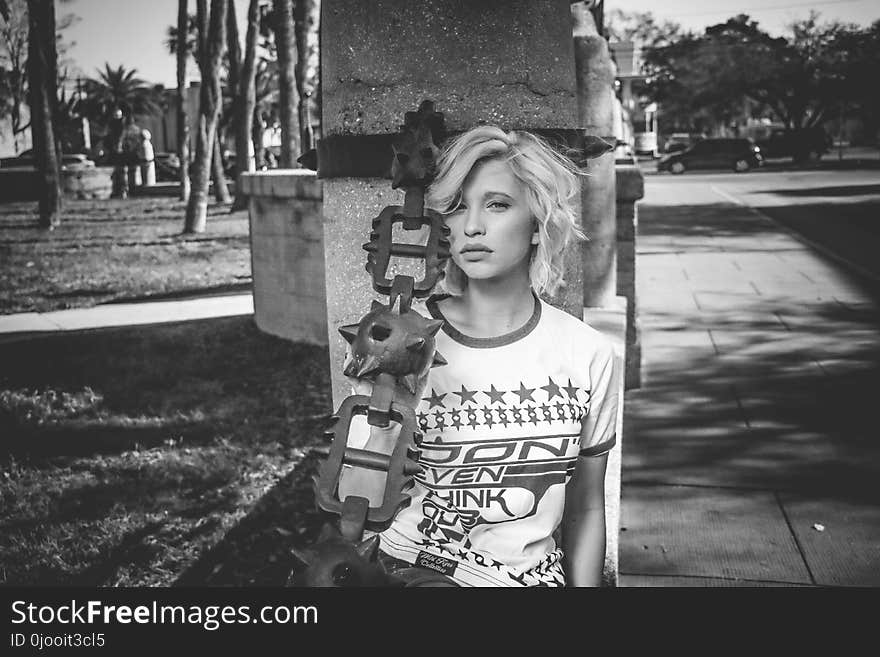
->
624 297 880 505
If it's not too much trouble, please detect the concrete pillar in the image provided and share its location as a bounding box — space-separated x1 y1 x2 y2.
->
572 2 627 587
321 0 583 406
572 3 617 308
240 170 328 346
616 165 644 390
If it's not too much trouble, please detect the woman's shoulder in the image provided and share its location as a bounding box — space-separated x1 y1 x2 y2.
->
537 299 615 357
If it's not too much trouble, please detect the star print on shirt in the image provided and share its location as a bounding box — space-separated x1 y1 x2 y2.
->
466 408 479 429
449 411 464 430
554 401 568 421
454 384 479 406
433 410 447 430
422 388 446 409
511 408 525 426
481 406 496 428
527 406 540 425
539 404 552 422
563 379 580 400
484 385 507 405
497 409 510 427
515 382 536 403
540 377 563 401
417 412 429 430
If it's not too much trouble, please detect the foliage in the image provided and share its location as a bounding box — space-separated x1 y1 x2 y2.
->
605 8 686 48
0 0 78 148
81 63 162 130
641 13 879 135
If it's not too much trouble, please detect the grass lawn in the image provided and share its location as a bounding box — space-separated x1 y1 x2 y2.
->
0 316 333 586
0 197 252 315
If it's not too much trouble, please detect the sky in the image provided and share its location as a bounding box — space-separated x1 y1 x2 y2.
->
60 0 880 90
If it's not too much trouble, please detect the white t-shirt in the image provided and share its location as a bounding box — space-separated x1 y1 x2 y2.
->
349 293 619 587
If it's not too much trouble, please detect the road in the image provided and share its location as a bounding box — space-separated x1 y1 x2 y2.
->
643 167 880 289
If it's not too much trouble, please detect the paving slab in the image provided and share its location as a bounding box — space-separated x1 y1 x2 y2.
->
0 295 255 335
779 494 880 586
619 574 809 587
0 312 63 333
620 484 812 583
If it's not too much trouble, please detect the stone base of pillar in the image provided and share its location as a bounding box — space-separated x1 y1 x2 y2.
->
583 295 627 587
241 170 328 346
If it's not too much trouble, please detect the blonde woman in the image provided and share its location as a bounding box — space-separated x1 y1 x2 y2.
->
340 125 620 587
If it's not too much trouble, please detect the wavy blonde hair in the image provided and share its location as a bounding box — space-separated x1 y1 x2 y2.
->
427 125 585 297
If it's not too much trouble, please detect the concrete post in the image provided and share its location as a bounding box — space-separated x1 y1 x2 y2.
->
572 2 627 587
616 165 644 390
572 3 617 308
240 170 329 346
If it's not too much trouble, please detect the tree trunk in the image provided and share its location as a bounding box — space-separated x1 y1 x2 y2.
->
184 0 228 234
252 106 264 170
274 0 299 167
293 0 319 151
212 131 231 202
233 0 260 211
176 0 191 202
26 0 61 229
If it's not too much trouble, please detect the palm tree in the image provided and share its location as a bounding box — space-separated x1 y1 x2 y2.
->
82 63 161 129
184 0 227 233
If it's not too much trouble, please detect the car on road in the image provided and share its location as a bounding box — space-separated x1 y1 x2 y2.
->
755 127 831 162
657 138 763 174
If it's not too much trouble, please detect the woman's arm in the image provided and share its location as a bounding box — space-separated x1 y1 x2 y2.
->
560 452 609 587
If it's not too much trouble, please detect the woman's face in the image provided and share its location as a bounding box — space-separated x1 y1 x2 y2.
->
443 158 537 287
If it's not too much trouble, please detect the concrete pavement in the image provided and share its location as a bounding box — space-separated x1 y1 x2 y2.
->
0 293 253 340
620 173 880 586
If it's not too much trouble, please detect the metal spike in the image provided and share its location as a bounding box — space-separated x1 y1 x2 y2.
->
432 350 448 367
356 355 381 378
401 374 420 395
405 460 424 476
362 242 378 253
425 318 444 336
371 299 385 311
343 359 360 378
338 323 359 344
406 336 426 352
355 535 381 562
312 445 330 457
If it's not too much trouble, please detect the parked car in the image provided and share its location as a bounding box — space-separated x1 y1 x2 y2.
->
755 127 831 162
662 132 702 154
657 138 763 174
0 149 94 170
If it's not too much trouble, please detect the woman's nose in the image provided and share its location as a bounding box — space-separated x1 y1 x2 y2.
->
463 207 485 236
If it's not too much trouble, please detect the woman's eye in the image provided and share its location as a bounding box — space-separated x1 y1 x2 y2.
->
488 201 509 210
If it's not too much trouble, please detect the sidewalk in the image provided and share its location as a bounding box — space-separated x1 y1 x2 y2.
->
619 178 880 586
0 293 253 341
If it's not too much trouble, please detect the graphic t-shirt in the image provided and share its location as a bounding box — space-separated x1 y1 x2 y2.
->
349 293 619 587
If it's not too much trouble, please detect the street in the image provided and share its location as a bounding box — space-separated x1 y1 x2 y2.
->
642 166 880 287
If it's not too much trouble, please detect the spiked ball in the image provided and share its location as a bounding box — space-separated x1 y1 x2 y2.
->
339 299 447 394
